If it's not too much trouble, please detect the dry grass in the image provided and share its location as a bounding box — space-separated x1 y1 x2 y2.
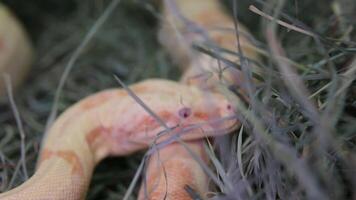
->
0 0 355 199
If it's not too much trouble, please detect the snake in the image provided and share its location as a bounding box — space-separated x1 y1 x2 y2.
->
0 3 33 97
0 0 258 199
139 0 259 199
0 79 238 200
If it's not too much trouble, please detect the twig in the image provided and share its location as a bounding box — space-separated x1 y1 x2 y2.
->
249 5 317 38
2 74 28 180
44 0 122 145
266 28 319 123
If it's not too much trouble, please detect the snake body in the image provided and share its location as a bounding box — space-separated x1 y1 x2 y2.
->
138 140 209 200
0 79 237 199
0 0 257 199
139 0 258 199
0 3 33 96
159 0 259 89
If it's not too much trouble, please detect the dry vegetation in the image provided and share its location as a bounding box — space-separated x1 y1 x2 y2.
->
0 0 355 199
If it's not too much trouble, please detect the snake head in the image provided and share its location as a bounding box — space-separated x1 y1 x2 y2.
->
175 90 239 138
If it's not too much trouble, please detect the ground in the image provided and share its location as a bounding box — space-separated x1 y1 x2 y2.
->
0 0 355 199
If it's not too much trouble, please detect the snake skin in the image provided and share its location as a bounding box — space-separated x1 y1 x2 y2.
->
0 0 257 199
0 79 237 199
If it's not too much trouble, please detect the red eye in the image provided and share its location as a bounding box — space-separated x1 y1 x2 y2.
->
178 107 191 118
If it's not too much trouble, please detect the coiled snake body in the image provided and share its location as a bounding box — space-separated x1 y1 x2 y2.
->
0 0 258 199
0 79 237 200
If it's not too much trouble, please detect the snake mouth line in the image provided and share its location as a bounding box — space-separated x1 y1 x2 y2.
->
139 114 240 156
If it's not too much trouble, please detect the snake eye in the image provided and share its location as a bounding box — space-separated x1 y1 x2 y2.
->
178 107 191 118
226 104 232 110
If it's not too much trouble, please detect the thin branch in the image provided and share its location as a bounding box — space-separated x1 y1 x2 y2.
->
2 74 28 180
249 5 317 38
44 0 122 144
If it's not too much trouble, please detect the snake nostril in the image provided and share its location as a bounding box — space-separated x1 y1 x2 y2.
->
178 107 192 118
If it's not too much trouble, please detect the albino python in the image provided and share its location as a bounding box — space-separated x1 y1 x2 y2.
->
0 3 33 97
0 78 238 200
138 0 258 199
0 0 258 199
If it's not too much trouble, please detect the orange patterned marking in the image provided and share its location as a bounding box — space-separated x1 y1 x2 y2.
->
39 148 54 163
131 85 149 93
194 112 210 120
39 148 84 175
135 110 177 133
140 110 175 126
0 37 4 51
141 115 156 126
86 127 103 146
56 151 83 175
195 9 230 27
80 90 123 110
85 126 112 146
145 162 197 200
160 110 175 120
131 84 176 95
